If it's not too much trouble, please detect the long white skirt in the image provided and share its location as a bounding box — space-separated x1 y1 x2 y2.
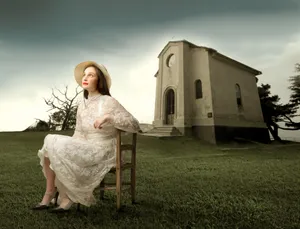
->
38 134 116 206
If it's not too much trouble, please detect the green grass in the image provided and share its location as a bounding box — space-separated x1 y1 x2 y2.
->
1 131 300 229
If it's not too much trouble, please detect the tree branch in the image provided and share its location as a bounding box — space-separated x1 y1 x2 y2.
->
44 85 83 130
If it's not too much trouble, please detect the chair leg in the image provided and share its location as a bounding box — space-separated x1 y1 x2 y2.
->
131 167 136 204
54 191 59 206
116 171 122 210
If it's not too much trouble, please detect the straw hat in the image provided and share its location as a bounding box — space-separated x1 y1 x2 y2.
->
74 61 112 89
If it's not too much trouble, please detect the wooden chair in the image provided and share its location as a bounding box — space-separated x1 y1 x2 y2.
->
56 129 137 212
99 129 137 210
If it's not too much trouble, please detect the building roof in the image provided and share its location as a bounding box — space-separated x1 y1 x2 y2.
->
157 39 262 76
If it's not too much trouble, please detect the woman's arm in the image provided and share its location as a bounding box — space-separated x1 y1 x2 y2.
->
103 96 141 133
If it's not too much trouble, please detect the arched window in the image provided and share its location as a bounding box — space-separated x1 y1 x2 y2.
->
235 84 242 108
166 54 175 67
195 79 203 99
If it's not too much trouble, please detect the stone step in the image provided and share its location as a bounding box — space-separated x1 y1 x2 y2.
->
143 126 182 137
140 132 177 137
147 128 175 133
155 126 174 129
151 129 176 133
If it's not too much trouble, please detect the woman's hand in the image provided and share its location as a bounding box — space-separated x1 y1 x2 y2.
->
93 114 112 129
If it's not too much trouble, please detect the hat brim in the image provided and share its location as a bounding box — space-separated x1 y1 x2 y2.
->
74 61 112 89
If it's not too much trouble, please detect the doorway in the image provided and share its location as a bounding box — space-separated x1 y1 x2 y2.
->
165 89 175 125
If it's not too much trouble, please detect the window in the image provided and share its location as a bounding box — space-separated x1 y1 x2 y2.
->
195 79 203 99
166 54 175 67
235 84 242 108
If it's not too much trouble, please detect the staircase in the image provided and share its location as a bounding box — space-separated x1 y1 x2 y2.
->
141 126 182 137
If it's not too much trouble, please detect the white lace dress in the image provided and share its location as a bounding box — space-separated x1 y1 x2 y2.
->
37 94 141 207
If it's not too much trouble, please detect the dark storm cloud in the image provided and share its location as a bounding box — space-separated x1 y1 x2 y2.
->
0 0 299 95
0 0 298 45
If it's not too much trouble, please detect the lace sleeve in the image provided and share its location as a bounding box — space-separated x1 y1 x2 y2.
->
103 96 141 133
72 100 85 139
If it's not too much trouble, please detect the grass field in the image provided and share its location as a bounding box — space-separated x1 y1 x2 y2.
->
1 131 300 229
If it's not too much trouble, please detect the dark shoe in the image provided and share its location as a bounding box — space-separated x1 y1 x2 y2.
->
49 200 74 213
32 203 51 210
49 207 71 213
32 189 59 210
50 195 61 206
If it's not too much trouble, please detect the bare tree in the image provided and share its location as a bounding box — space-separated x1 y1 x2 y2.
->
44 85 82 130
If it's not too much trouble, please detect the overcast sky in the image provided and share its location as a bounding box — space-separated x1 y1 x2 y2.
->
0 0 299 131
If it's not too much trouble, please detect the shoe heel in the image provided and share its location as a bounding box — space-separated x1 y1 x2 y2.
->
54 192 59 205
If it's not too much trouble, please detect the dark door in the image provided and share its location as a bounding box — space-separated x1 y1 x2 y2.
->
165 89 175 125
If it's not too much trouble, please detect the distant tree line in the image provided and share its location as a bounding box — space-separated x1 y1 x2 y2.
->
24 119 50 132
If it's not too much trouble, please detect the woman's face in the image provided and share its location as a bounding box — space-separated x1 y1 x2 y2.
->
82 66 98 92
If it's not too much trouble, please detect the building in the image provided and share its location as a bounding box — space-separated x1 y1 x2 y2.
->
150 40 270 144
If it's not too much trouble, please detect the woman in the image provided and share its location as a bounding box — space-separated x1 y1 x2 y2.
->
32 61 141 213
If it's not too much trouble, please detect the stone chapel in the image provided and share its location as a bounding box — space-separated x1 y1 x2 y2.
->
148 40 270 144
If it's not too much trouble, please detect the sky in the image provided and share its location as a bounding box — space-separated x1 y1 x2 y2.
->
0 0 299 131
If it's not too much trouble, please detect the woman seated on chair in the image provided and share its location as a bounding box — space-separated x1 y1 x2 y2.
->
32 61 141 213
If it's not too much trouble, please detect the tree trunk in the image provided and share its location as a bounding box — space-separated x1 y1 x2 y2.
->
61 116 68 130
61 110 71 130
267 122 283 143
